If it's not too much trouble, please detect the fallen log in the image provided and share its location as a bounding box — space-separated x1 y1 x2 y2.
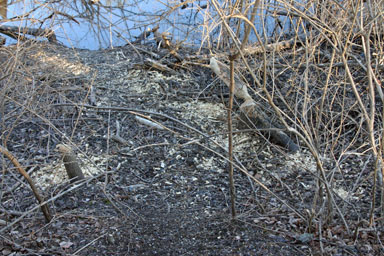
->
0 25 57 43
239 100 300 152
210 57 299 153
243 33 308 55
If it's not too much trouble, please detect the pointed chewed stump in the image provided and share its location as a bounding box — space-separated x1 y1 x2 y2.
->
55 144 85 183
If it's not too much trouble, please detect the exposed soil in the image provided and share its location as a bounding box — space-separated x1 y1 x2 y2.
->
0 42 381 255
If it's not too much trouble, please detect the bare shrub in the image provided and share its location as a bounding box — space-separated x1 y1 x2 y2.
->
1 0 384 254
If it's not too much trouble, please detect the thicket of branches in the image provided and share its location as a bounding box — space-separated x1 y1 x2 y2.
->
1 0 384 253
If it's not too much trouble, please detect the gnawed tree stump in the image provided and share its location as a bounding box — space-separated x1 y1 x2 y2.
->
56 144 85 183
210 57 299 153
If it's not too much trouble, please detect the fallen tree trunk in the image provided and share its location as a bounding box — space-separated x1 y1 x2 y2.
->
210 57 299 153
239 101 300 152
0 25 57 43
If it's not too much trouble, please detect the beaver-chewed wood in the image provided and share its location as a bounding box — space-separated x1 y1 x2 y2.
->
56 144 85 183
210 57 299 153
239 103 299 153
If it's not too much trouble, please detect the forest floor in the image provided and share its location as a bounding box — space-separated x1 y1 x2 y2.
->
0 41 380 255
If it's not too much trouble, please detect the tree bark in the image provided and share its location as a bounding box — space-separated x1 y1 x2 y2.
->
56 144 85 183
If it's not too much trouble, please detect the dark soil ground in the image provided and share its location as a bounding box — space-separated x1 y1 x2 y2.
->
0 42 381 255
